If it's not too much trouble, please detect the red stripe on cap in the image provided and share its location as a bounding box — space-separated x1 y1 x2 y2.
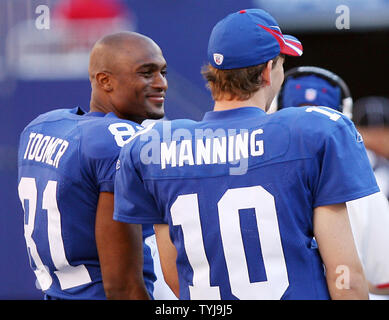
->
258 24 302 56
239 10 246 14
377 283 389 289
284 38 303 53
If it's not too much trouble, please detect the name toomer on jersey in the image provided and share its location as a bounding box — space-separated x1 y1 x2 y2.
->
23 132 69 168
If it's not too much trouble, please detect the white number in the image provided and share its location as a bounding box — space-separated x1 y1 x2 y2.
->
218 186 288 299
171 186 289 300
18 178 91 291
108 123 136 147
18 178 52 290
306 106 342 121
171 194 221 299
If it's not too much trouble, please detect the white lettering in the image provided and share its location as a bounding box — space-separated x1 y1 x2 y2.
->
28 134 43 160
24 132 37 159
155 304 190 317
158 128 265 169
47 138 63 166
34 136 51 162
196 138 211 165
179 140 194 167
251 129 264 156
22 133 69 168
35 5 50 30
236 132 249 160
228 135 235 162
42 137 60 165
335 265 350 289
161 141 177 169
53 141 69 168
212 136 227 164
335 5 350 30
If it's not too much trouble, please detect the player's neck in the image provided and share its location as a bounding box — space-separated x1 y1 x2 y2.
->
213 90 268 112
89 95 116 115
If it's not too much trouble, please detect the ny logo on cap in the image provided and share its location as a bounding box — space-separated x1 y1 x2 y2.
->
213 53 224 65
305 88 317 101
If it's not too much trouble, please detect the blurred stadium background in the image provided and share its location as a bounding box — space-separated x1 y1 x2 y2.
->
1 0 389 299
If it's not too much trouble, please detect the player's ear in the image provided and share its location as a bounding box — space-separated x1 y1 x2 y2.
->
261 60 273 87
95 72 113 92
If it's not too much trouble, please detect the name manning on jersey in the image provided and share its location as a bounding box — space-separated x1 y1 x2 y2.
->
23 132 69 168
160 129 264 169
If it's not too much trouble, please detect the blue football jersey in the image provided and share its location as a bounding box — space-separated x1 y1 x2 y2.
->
113 106 379 300
17 107 156 299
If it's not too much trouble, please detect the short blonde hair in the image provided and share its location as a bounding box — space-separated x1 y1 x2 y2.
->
201 55 283 101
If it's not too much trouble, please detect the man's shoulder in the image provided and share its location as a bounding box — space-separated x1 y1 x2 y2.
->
79 114 140 138
271 105 353 138
19 108 83 146
117 119 197 163
128 119 197 143
23 108 76 130
153 118 198 132
78 116 143 159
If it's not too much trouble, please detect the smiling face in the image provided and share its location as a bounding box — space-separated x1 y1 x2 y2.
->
109 38 168 123
89 32 168 123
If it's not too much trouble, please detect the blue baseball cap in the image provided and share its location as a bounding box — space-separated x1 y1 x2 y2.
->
208 9 303 70
282 75 342 111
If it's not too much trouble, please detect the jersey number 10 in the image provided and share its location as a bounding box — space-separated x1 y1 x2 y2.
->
171 186 289 299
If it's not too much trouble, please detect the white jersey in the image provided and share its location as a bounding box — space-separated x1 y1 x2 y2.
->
145 235 177 300
347 191 389 289
367 150 389 200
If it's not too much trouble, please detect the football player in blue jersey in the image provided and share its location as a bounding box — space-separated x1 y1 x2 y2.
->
113 9 377 299
17 31 168 299
275 66 389 298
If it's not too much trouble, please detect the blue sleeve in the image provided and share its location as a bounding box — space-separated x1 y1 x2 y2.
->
95 157 117 193
113 141 164 224
312 123 380 207
80 125 122 193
